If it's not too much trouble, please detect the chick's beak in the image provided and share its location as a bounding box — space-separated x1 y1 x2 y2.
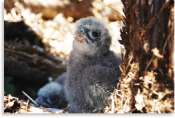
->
74 25 90 43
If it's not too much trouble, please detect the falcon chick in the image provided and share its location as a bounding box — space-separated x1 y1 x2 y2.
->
64 16 122 113
35 73 68 109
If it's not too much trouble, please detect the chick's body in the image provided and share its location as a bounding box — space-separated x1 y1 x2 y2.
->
65 17 122 113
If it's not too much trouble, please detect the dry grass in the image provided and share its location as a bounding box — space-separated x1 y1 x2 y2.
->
4 0 174 114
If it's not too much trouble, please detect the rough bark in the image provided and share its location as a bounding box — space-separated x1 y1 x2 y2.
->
119 0 174 113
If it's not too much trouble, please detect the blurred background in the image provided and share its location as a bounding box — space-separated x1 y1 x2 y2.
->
4 0 124 100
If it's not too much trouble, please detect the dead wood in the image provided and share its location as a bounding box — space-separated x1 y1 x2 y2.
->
4 20 66 101
118 0 174 113
4 94 55 113
4 21 66 79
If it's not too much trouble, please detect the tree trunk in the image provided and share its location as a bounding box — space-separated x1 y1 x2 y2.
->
120 0 174 113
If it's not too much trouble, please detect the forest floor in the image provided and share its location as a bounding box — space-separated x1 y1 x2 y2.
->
4 0 174 114
4 0 124 113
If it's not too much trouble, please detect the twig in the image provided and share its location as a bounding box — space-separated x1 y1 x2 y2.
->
145 57 154 70
145 0 170 31
163 34 170 55
22 91 38 106
26 99 29 113
4 105 9 111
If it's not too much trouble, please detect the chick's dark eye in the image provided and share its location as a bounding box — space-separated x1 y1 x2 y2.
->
50 97 56 102
47 96 58 104
92 32 98 37
88 31 100 39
